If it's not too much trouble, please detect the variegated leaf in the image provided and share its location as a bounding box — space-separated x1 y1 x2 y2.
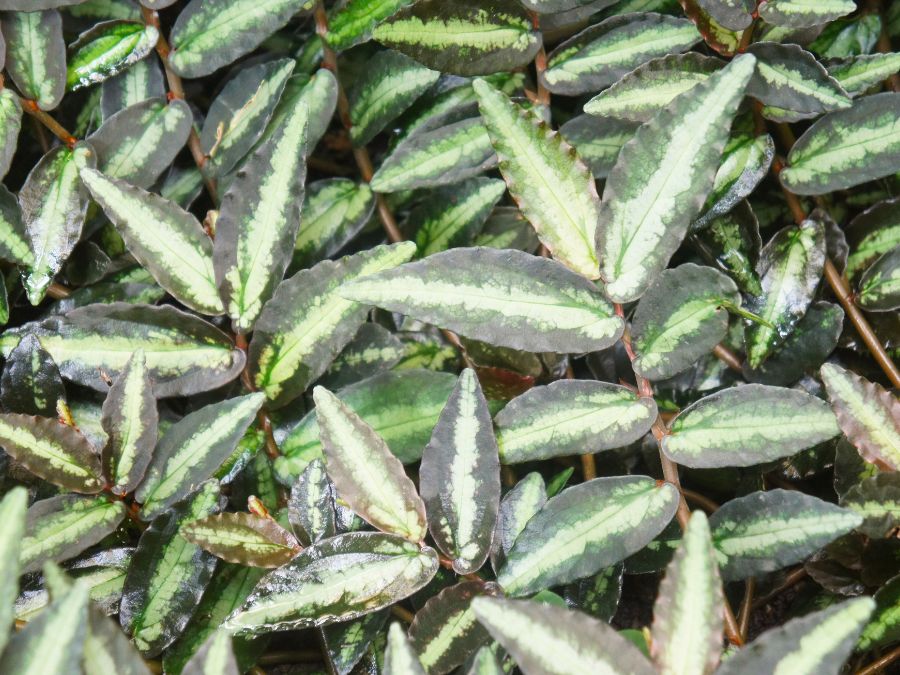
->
780 93 900 195
585 53 723 122
20 495 126 574
717 598 873 674
695 0 754 30
858 573 900 651
0 488 26 654
288 458 336 545
327 0 413 50
200 58 295 178
821 362 900 471
371 118 497 193
598 54 755 302
120 481 223 656
2 9 66 110
827 53 900 97
385 622 426 675
87 97 192 188
276 369 456 481
744 218 825 368
710 489 862 581
559 114 637 180
495 380 656 463
472 597 655 675
249 242 416 407
214 96 308 332
80 169 223 314
542 13 701 95
651 511 723 675
473 79 600 278
662 384 839 468
225 532 438 635
314 386 427 542
414 178 506 256
842 473 900 538
858 246 900 311
373 0 541 77
83 602 153 675
491 472 546 573
22 143 94 305
259 67 336 154
1 333 65 417
846 197 900 278
420 369 500 573
136 393 264 519
632 263 740 380
66 20 158 91
474 206 539 251
322 610 390 675
0 303 245 397
182 512 300 568
169 0 312 78
100 349 157 495
350 49 438 146
183 630 238 675
758 0 856 28
340 247 623 353
498 476 678 596
0 89 23 180
293 179 375 269
100 55 165 119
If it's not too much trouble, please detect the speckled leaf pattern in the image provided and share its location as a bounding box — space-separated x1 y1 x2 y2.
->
651 511 724 675
717 598 873 675
20 494 126 574
0 333 66 417
249 242 416 407
341 248 623 353
474 79 600 278
314 386 427 542
472 597 655 675
0 89 23 181
326 0 415 51
120 481 223 656
136 393 264 519
758 0 856 28
169 0 312 78
214 95 308 332
2 10 66 110
780 93 900 195
858 246 900 311
413 178 506 257
0 488 26 654
385 622 426 675
744 217 825 368
21 143 94 305
0 303 245 397
598 54 755 302
542 13 701 95
224 532 438 635
709 489 862 581
419 369 500 573
494 380 656 463
182 512 300 568
559 114 638 180
80 168 222 314
293 179 375 269
66 20 159 91
821 362 900 471
498 476 678 596
663 384 839 468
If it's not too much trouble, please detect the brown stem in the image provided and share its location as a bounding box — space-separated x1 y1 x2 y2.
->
856 644 900 675
712 343 743 373
391 605 416 623
46 282 72 299
682 488 719 513
737 19 756 52
529 12 551 107
20 99 77 148
738 577 755 641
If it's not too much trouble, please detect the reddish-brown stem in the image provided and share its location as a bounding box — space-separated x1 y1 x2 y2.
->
713 343 743 372
737 19 755 52
738 577 755 641
20 98 77 148
856 644 900 675
682 488 719 513
46 282 72 299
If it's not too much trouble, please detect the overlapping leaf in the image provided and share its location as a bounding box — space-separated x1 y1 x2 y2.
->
2 10 66 110
66 20 159 91
182 512 301 568
293 179 375 269
1 333 66 417
559 114 637 180
758 0 856 28
858 246 900 311
413 178 505 256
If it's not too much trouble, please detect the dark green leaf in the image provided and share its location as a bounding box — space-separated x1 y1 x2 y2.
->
846 196 900 279
323 610 390 675
858 246 900 311
858 573 900 651
842 473 900 538
1 333 65 417
326 0 414 51
413 178 505 257
559 113 637 180
758 0 856 28
288 458 336 546
0 89 22 180
293 179 375 269
690 201 763 295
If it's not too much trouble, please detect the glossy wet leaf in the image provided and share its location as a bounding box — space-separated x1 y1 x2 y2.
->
66 20 158 91
321 322 405 389
598 54 756 302
293 179 375 268
373 0 541 77
413 178 505 257
1 333 66 417
182 512 300 568
2 9 66 110
858 246 900 311
225 532 438 635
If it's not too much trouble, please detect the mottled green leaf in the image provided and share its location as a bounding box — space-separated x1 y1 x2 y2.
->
1 333 65 417
821 362 900 471
598 54 755 302
373 0 541 77
663 384 839 468
225 532 438 635
718 597 872 674
758 0 856 28
120 481 222 656
326 0 414 51
710 489 862 581
744 218 825 368
20 494 125 574
651 511 723 675
385 622 426 675
810 14 882 58
100 54 165 119
2 9 66 110
495 380 656 464
182 512 300 568
200 58 294 178
498 476 678 596
842 473 900 538
827 53 900 97
22 143 94 305
341 247 623 353
0 303 245 397
564 563 623 623
0 488 26 654
585 52 722 122
474 79 600 278
543 13 700 95
136 393 263 519
169 0 311 78
0 187 30 271
66 20 158 91
0 89 22 180
249 242 416 407
414 178 505 257
632 263 740 380
472 597 655 675
858 246 900 311
293 179 375 269
846 197 900 278
559 113 637 179
781 93 900 194
857 573 900 651
1 0 91 8
288 458 336 545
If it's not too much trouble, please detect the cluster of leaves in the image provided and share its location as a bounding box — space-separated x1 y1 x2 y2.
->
0 0 898 673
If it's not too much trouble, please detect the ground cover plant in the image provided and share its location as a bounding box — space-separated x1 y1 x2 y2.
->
0 0 898 673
